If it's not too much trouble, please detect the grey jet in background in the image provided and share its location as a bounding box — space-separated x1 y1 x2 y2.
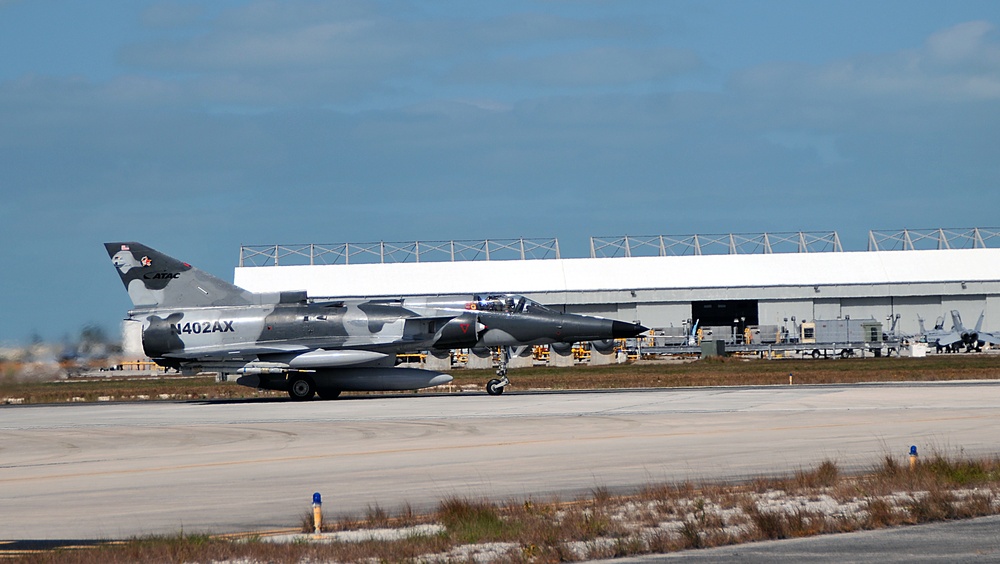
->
918 310 1000 352
105 242 646 399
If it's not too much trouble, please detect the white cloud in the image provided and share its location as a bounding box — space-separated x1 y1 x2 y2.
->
125 20 404 71
114 1 679 106
733 21 1000 103
926 20 999 66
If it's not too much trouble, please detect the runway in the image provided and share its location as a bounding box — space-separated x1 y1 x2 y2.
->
2 381 1000 540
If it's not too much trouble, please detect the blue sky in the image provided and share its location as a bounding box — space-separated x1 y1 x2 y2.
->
2 1 1000 345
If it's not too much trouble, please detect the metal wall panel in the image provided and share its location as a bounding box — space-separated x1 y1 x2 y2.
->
636 303 697 329
813 299 842 319
758 300 814 329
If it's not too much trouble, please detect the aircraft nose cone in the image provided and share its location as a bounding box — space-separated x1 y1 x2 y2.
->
611 321 648 338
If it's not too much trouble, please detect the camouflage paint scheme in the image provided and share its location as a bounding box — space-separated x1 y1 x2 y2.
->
105 242 646 400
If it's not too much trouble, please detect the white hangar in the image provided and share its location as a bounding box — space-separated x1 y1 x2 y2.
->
233 229 1000 337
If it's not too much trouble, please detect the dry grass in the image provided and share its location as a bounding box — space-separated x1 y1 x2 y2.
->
450 355 1000 391
16 453 1000 563
0 374 285 404
3 355 1000 405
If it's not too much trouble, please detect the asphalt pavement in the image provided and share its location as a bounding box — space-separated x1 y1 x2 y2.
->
597 514 1000 563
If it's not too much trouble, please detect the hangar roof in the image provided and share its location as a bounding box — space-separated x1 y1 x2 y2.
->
234 248 1000 297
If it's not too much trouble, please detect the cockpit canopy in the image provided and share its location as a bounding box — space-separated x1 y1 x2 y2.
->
470 294 554 315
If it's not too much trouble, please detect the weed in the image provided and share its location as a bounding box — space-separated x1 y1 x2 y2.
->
864 497 899 528
795 459 840 489
785 508 826 537
591 484 613 506
906 487 957 523
954 490 994 518
923 454 1000 486
365 502 390 527
612 535 646 557
398 501 417 525
558 507 620 541
678 518 704 548
743 503 788 540
644 529 680 553
300 510 315 533
878 454 903 479
749 476 785 493
437 496 509 544
692 497 707 522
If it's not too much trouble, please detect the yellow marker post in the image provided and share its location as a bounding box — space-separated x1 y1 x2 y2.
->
312 492 322 535
909 446 918 471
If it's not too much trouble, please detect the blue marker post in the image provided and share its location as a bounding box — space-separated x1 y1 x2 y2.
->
909 446 918 471
312 492 323 535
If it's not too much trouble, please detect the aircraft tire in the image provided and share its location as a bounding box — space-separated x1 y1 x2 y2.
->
317 389 342 400
288 376 316 401
811 349 821 359
486 378 505 396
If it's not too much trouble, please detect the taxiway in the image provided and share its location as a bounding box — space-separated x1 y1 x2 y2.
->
2 382 999 539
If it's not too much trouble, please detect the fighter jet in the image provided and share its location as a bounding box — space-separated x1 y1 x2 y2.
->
105 242 646 399
918 310 1000 352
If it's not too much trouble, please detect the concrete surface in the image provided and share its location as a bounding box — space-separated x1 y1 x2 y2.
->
2 381 1000 539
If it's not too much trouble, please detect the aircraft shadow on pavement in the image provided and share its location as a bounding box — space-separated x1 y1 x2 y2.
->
193 392 462 405
193 388 635 405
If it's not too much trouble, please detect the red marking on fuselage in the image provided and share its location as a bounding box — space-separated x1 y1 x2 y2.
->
460 323 470 333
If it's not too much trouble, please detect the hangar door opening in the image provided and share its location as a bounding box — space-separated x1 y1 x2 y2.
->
692 300 759 332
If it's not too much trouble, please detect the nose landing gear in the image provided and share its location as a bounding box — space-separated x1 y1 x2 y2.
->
486 347 511 396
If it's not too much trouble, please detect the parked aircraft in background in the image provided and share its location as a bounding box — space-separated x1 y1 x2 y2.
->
918 310 1000 352
105 242 646 399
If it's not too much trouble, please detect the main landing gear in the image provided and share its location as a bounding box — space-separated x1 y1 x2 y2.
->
287 375 341 401
486 347 511 396
288 375 316 401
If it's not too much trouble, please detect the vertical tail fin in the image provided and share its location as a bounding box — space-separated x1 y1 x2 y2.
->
950 310 964 331
105 242 253 308
975 311 985 334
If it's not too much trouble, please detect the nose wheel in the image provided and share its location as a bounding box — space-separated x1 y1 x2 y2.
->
486 347 511 395
486 376 508 395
